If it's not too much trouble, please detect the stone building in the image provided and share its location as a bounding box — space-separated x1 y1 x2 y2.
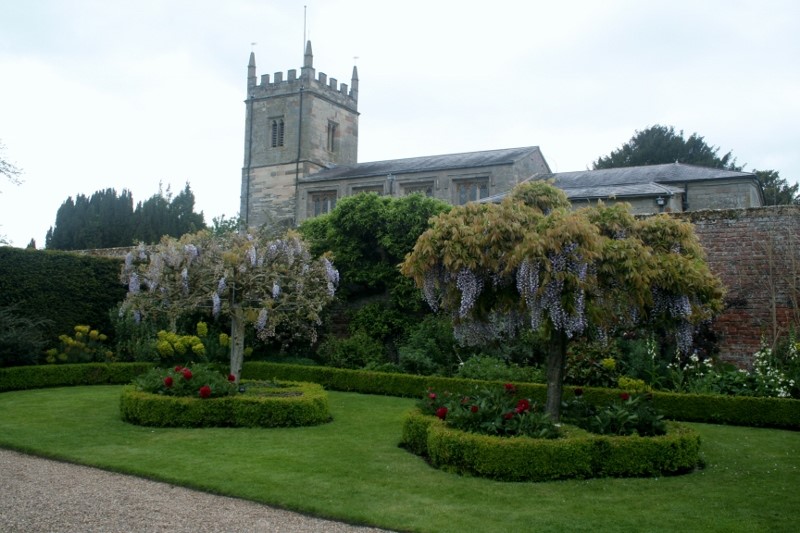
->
241 42 762 227
485 163 763 214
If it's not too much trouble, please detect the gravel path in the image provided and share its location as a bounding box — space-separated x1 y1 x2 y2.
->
0 448 395 533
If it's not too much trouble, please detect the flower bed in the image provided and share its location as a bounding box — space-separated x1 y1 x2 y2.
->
401 409 701 482
120 380 331 428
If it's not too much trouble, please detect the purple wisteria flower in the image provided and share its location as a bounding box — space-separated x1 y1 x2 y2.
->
256 308 268 331
211 293 221 318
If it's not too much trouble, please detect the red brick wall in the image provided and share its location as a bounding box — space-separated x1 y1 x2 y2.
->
675 206 800 366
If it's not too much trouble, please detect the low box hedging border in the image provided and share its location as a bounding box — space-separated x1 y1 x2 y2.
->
401 409 701 482
243 362 800 429
0 363 153 392
119 380 331 428
1 362 797 429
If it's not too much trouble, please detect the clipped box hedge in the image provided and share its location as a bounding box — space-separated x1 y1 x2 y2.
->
401 409 701 482
243 362 800 429
1 362 798 429
0 362 153 392
119 380 331 428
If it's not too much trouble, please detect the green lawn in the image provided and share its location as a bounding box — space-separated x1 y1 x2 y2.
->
0 385 798 532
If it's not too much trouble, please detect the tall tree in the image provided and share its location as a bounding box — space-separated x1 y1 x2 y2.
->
401 182 724 420
47 184 206 250
593 125 740 170
299 192 450 296
47 189 135 250
120 229 339 380
755 169 799 205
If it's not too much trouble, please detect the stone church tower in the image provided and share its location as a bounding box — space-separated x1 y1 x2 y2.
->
241 41 359 227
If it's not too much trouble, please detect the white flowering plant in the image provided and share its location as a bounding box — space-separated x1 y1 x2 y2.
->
402 182 725 420
120 229 338 382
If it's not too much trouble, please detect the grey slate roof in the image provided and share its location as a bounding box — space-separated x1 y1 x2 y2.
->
561 182 684 200
299 146 543 183
483 162 757 202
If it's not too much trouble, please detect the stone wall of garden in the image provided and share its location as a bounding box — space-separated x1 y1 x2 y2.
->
675 205 800 366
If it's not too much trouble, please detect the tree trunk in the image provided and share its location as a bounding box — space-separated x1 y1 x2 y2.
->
229 306 245 383
544 331 567 422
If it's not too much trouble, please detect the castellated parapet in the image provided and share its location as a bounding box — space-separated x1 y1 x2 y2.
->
242 41 359 228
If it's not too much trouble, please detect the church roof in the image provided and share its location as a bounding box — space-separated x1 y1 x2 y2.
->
300 146 544 183
483 162 757 202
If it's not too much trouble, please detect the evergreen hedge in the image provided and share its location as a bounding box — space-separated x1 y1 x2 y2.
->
1 362 797 429
0 247 125 344
0 362 152 392
243 362 800 429
401 409 701 482
119 381 331 428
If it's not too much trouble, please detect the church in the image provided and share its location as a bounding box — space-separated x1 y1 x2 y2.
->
241 42 763 228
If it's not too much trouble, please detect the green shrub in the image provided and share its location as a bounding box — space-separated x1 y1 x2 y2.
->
397 348 438 375
420 383 559 439
44 325 114 364
456 355 544 383
120 380 330 428
401 409 700 482
562 391 667 437
0 247 126 344
317 331 386 369
565 339 621 388
132 364 237 398
0 362 153 392
153 331 207 364
243 363 800 429
397 314 462 375
110 306 158 362
0 304 52 366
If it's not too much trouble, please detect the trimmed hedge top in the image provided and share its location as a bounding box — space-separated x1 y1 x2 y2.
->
0 362 798 429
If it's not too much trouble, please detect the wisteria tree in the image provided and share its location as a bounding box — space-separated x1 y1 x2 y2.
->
120 229 339 381
401 182 724 420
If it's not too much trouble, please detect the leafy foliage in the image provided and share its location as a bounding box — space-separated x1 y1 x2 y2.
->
455 355 544 383
44 325 113 364
0 305 52 366
300 192 450 366
562 391 667 436
756 169 799 205
0 247 126 346
46 183 206 250
132 364 237 398
300 192 450 296
401 181 725 419
317 331 385 369
120 229 338 380
593 125 740 170
420 384 559 439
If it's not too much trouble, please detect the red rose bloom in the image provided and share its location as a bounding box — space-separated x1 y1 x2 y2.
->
199 385 212 399
574 387 584 397
435 407 448 420
504 383 516 393
428 392 437 400
182 369 193 380
470 405 479 413
503 412 515 420
163 376 173 388
515 399 531 413
174 366 183 372
620 392 631 401
228 374 236 382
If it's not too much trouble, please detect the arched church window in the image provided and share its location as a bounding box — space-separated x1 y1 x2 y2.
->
271 118 285 148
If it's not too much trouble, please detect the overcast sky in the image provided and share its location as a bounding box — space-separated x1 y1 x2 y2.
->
1 0 798 248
